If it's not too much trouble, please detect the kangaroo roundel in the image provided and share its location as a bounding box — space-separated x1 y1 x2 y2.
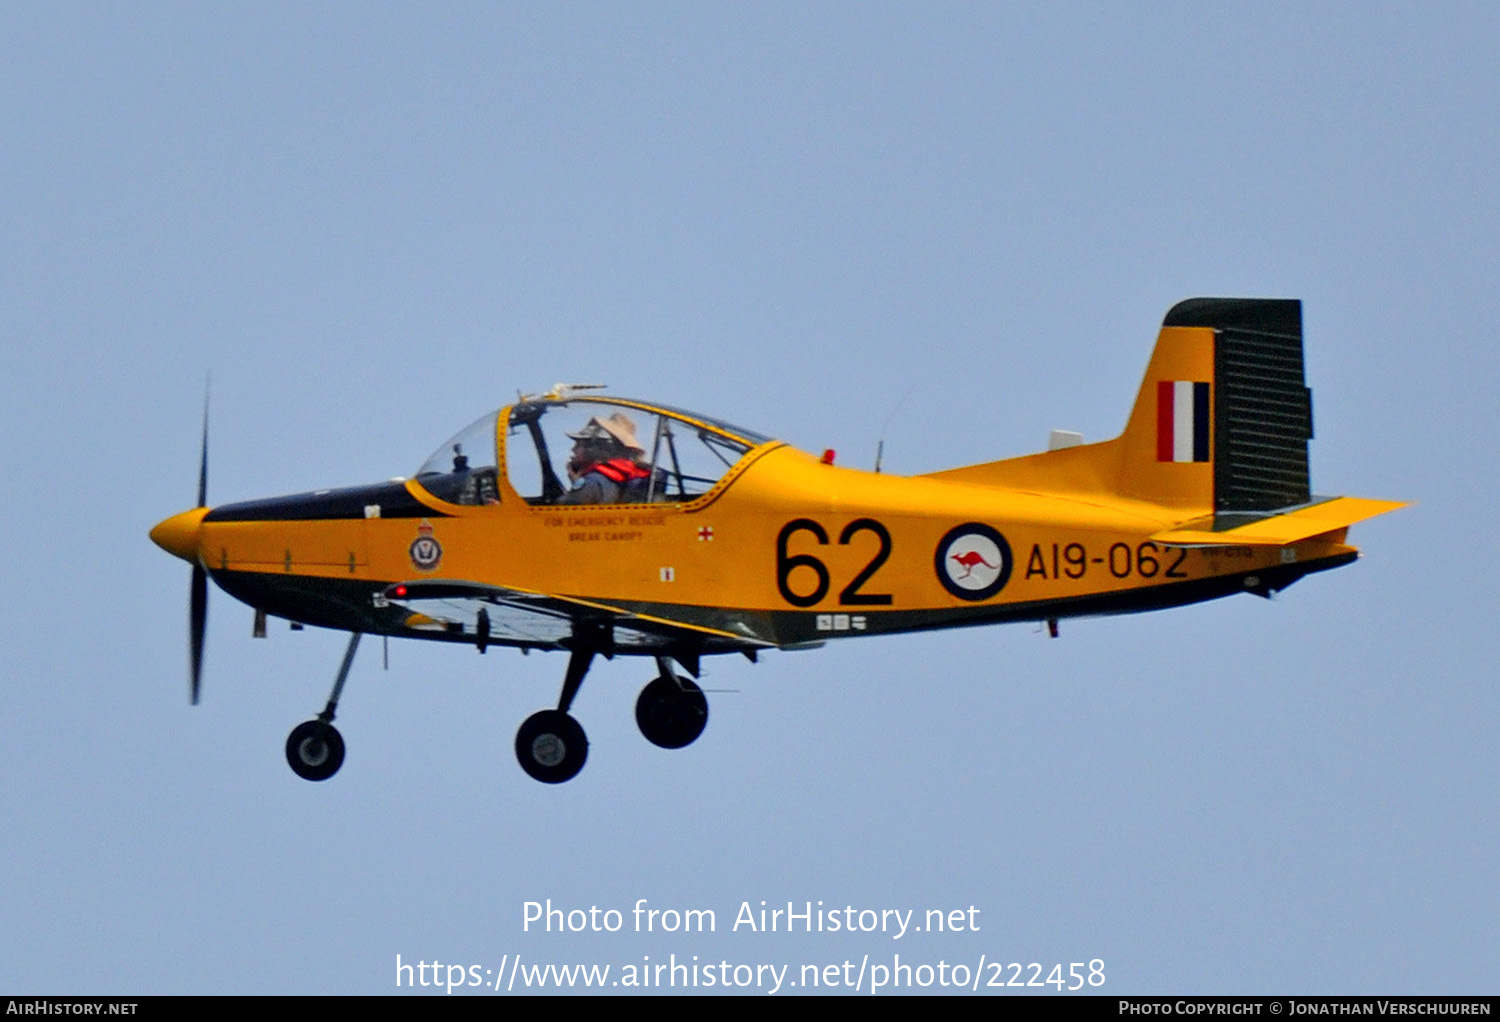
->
935 523 1013 600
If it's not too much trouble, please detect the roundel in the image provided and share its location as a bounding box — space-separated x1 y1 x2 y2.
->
934 523 1012 601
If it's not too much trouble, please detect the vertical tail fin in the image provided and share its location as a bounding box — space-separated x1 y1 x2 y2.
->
1118 298 1313 512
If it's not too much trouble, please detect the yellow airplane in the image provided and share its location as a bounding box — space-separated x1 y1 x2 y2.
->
151 298 1401 784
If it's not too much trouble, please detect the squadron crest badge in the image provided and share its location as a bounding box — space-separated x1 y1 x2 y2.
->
409 519 443 573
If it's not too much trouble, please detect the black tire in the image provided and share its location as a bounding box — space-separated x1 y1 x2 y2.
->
286 720 345 781
635 674 709 749
515 710 588 783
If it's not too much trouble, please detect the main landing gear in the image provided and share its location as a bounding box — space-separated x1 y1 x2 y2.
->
514 651 710 783
515 709 589 784
515 644 593 784
636 660 708 750
286 631 360 782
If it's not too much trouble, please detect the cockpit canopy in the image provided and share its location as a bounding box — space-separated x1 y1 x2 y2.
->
415 398 773 506
415 410 503 505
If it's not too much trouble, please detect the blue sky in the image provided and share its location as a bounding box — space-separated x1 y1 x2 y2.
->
2 2 1494 994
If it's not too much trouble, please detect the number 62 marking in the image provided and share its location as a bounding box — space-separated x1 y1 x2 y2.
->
776 518 893 607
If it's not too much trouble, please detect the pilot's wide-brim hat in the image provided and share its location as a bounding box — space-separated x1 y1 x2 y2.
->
568 412 644 453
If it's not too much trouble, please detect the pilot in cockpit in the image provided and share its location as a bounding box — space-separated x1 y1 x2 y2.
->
559 413 655 505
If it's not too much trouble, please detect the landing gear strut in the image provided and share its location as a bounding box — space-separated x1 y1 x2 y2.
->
286 631 360 782
636 657 708 749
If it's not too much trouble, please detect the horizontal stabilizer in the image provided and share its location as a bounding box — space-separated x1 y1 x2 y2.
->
1151 496 1407 547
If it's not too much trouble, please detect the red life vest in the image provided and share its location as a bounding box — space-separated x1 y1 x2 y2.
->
589 458 650 484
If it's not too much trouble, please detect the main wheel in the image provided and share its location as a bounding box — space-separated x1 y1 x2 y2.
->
286 720 345 781
515 710 588 783
635 674 709 749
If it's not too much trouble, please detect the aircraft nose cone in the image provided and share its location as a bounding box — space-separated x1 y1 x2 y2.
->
150 507 209 563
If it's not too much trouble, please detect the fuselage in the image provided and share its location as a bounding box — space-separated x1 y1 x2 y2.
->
150 414 1359 654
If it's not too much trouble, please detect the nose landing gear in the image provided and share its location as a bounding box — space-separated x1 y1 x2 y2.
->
286 719 345 781
286 631 360 782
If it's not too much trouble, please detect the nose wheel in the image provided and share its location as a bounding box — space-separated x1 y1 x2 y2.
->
285 631 360 782
286 720 345 781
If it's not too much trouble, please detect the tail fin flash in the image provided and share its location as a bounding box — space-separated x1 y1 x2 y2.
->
1118 298 1312 511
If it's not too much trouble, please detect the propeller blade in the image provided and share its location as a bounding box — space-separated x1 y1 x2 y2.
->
197 388 209 509
190 563 207 704
190 380 209 704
